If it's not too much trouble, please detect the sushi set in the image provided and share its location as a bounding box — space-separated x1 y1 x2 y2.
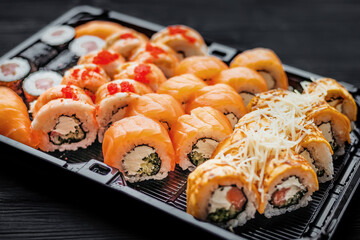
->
1 5 360 240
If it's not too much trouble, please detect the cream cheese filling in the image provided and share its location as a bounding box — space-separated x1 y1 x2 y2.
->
208 186 232 213
122 145 156 176
275 176 306 202
192 138 219 160
53 116 81 135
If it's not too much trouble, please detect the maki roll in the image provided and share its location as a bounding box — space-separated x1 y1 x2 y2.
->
151 25 207 60
175 56 228 84
22 70 62 104
230 48 288 90
157 73 207 107
0 57 31 95
114 62 167 91
78 49 125 79
41 25 75 49
170 107 233 170
212 67 268 106
126 93 184 131
75 20 125 40
187 159 259 228
103 115 176 182
186 84 247 128
129 42 179 78
69 35 105 57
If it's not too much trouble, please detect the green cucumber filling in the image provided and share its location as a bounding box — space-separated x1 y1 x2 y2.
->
188 138 218 166
49 114 86 145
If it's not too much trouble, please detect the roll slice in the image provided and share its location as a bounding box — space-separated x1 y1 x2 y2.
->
103 115 175 182
187 159 259 228
170 107 233 170
230 48 288 90
126 93 184 131
41 25 75 47
151 25 207 60
75 20 125 40
212 67 268 106
186 84 247 128
0 57 31 95
69 35 105 57
31 98 98 152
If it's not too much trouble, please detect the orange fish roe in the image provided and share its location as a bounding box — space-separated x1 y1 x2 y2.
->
120 81 135 92
119 32 136 40
84 89 96 102
134 64 151 83
168 25 196 43
107 81 135 95
145 43 166 59
70 66 102 80
107 82 120 95
61 85 79 100
93 50 120 65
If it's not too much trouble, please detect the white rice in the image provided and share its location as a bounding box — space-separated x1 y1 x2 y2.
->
41 25 75 46
0 57 30 82
69 35 105 56
23 70 62 96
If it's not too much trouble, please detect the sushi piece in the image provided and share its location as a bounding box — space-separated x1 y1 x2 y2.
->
260 153 318 218
103 115 176 182
187 159 259 228
126 93 184 131
0 87 37 148
186 84 247 128
22 70 62 104
31 84 93 118
175 56 228 84
0 57 31 95
69 35 105 57
157 73 207 107
212 67 268 106
114 62 167 91
105 28 149 60
20 42 58 68
95 80 147 142
306 78 358 121
129 42 179 78
45 50 79 74
31 98 98 152
151 25 207 60
75 20 125 40
230 48 288 90
78 49 125 79
170 107 233 171
41 25 75 48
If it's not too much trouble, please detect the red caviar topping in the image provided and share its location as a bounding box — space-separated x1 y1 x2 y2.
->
107 82 120 95
71 68 81 78
168 25 196 43
134 64 151 83
93 50 119 65
61 85 78 100
145 43 166 59
119 32 136 39
120 81 135 92
107 81 135 95
84 89 96 102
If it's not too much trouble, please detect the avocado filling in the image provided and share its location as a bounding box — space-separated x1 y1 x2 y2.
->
49 115 86 145
258 70 275 89
318 122 337 150
188 138 219 166
300 149 325 177
271 176 307 208
239 92 255 107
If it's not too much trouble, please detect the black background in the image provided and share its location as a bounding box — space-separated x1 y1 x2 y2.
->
0 0 360 239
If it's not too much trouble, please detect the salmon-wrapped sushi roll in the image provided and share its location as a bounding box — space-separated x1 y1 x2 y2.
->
105 28 149 60
126 93 184 131
306 78 357 121
95 80 150 142
187 159 259 228
31 98 98 152
175 56 228 84
157 73 207 107
186 84 247 128
0 58 31 95
151 25 207 60
103 115 175 182
0 87 37 148
114 62 166 91
170 107 233 170
230 48 288 90
75 20 125 40
260 153 318 217
212 67 268 106
78 49 125 79
129 42 179 78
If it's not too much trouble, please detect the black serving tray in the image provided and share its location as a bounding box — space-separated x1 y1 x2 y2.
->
1 5 360 240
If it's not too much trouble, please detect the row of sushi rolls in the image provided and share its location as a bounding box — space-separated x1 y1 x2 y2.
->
0 20 358 229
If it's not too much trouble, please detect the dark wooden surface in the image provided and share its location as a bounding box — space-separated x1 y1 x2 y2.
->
0 0 360 239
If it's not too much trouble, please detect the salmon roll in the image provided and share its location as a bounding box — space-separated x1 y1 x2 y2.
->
0 87 37 148
22 70 62 104
95 80 144 142
69 35 105 57
306 78 358 121
114 62 166 91
75 20 125 40
187 159 259 228
157 73 207 107
170 107 233 171
260 153 318 218
103 115 175 182
230 48 288 90
31 98 98 152
126 93 184 131
105 28 149 60
0 57 31 95
175 56 228 84
186 84 247 128
151 25 207 60
78 49 125 79
129 42 179 78
212 67 268 106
